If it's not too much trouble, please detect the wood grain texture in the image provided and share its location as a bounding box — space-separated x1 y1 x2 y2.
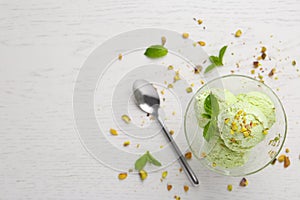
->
1 0 300 199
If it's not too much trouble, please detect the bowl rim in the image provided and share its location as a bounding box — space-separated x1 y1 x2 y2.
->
184 74 287 176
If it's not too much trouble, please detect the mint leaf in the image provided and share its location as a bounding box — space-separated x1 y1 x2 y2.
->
203 119 217 142
201 113 211 119
146 151 162 166
210 93 220 117
135 153 148 171
204 45 228 73
204 94 212 115
209 56 222 66
144 45 168 58
204 63 217 73
218 45 228 64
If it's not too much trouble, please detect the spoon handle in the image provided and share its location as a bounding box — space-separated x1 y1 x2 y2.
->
157 113 200 186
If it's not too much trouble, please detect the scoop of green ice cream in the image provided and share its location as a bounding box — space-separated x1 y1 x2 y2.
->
195 88 237 128
218 101 269 153
237 91 275 127
206 137 249 168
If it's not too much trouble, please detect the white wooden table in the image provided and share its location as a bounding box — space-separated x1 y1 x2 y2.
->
1 0 300 199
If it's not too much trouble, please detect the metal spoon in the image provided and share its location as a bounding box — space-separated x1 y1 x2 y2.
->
133 79 199 186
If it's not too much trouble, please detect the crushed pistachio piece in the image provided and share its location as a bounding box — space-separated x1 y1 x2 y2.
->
230 130 235 135
235 29 242 37
239 178 248 187
174 195 181 200
167 184 173 191
261 46 267 53
168 83 174 88
183 185 189 192
139 170 148 181
186 87 193 93
200 80 205 85
161 90 165 95
198 41 206 46
251 69 255 74
123 141 130 147
179 167 183 172
212 162 217 167
285 148 290 153
197 19 203 24
262 129 269 135
194 65 202 74
110 128 118 136
261 53 267 60
182 32 189 39
169 130 175 135
185 152 192 159
284 156 290 168
227 184 233 191
224 118 230 124
268 68 276 77
243 131 250 137
168 65 174 70
174 71 181 82
118 53 123 60
121 114 131 124
292 60 296 66
253 61 260 68
278 154 286 163
161 36 167 46
162 171 168 179
118 173 128 180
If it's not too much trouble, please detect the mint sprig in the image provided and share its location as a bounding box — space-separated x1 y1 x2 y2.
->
144 45 168 58
202 93 220 141
135 151 162 171
204 45 228 73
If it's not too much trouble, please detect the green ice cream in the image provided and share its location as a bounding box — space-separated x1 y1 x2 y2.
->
195 88 237 128
218 101 269 153
195 88 276 169
206 138 249 168
237 91 275 127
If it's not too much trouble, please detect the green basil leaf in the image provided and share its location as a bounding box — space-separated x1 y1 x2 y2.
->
204 94 212 115
203 121 210 141
203 119 217 142
144 45 168 58
210 93 220 117
146 151 162 166
218 45 228 64
204 63 217 73
135 153 148 171
209 56 222 66
201 113 211 119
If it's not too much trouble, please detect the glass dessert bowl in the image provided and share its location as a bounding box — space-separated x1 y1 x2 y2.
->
184 74 287 176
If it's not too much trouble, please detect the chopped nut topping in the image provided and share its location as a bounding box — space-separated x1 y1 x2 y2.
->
167 184 173 191
194 65 202 74
227 184 233 191
253 61 260 68
121 115 131 124
284 156 290 168
268 68 276 77
197 19 203 24
201 152 207 158
285 148 290 153
161 90 165 95
168 65 174 70
186 87 193 93
182 33 189 39
183 185 189 192
139 170 148 181
198 41 206 46
239 178 248 187
169 130 175 135
261 53 267 60
251 69 255 74
261 46 267 53
212 162 217 167
161 36 167 46
162 171 168 179
123 141 130 147
110 128 118 136
235 29 242 37
292 60 296 66
224 118 230 124
185 152 192 159
118 173 128 180
118 53 123 60
277 154 286 163
168 84 174 88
